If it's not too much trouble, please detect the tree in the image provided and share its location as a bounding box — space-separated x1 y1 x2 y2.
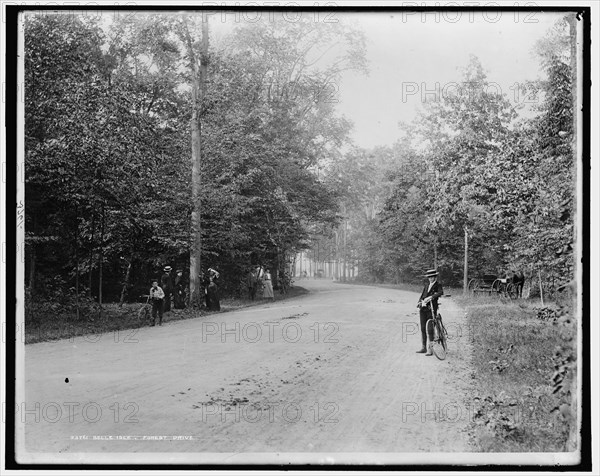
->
24 12 367 311
197 17 366 286
179 16 208 307
357 19 576 293
375 56 517 286
490 16 576 293
25 13 191 307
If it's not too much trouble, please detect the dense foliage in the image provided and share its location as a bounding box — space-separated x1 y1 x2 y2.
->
25 13 366 307
25 13 576 312
334 18 576 292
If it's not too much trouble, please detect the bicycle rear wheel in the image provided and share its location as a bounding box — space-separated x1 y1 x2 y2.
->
432 317 447 360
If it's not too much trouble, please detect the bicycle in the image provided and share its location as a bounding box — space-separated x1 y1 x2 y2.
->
138 295 153 324
421 297 449 360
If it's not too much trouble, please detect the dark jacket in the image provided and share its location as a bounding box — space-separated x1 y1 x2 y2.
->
246 271 257 288
418 280 444 315
161 272 173 294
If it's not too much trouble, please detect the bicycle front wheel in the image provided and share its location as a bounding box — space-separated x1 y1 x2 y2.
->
432 318 447 360
138 304 151 324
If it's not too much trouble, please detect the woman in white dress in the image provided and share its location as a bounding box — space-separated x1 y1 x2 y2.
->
262 268 274 300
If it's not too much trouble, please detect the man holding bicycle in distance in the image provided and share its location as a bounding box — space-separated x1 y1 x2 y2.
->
149 279 165 326
416 269 444 356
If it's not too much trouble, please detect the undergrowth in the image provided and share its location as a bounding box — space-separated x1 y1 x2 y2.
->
454 294 577 452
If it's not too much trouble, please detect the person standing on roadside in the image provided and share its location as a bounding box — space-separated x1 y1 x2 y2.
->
149 279 165 326
206 267 221 311
247 267 258 301
174 269 186 309
161 266 173 312
262 268 274 301
416 269 444 356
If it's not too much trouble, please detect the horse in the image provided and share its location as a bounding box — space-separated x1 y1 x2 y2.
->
508 271 525 298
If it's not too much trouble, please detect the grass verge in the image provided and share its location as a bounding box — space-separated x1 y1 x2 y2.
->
25 286 310 344
455 295 576 452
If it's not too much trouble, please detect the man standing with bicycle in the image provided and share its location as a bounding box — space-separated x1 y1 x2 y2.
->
416 269 444 356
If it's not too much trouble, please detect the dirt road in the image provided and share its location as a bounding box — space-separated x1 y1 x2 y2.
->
20 280 474 463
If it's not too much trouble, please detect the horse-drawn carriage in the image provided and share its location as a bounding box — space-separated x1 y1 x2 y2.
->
468 273 522 299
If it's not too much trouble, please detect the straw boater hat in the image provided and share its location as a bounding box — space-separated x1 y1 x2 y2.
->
424 269 439 278
164 266 172 272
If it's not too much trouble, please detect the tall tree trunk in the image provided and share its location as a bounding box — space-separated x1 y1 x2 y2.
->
434 241 438 269
342 207 347 282
184 19 209 308
28 213 36 295
88 211 96 297
119 253 134 308
538 268 545 306
463 226 469 294
315 241 321 274
98 203 104 306
75 206 80 319
275 246 281 289
337 246 340 280
28 245 36 293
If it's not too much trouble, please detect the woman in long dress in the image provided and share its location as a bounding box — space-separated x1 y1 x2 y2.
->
262 268 274 301
206 268 221 311
206 277 221 311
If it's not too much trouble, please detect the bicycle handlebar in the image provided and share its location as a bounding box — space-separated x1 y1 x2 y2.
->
140 294 151 303
417 295 444 309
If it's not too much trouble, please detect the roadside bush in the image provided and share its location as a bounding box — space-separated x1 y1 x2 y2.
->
25 276 101 326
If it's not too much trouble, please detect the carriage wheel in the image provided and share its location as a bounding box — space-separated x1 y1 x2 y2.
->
491 279 503 295
467 278 479 294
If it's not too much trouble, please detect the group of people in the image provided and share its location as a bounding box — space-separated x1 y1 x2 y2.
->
148 265 221 326
149 266 186 326
245 266 274 302
150 265 444 348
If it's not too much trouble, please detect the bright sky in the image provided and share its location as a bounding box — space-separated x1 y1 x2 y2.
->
107 9 567 150
332 11 566 148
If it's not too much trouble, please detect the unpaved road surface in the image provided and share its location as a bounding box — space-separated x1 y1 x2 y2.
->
21 280 474 463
